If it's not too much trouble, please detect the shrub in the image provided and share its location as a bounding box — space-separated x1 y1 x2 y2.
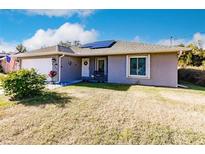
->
178 67 205 86
0 69 46 99
202 60 205 69
0 73 6 86
0 64 3 73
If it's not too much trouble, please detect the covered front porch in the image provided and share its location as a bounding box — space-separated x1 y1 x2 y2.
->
81 56 108 82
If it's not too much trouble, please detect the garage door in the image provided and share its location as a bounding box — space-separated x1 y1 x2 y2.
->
21 58 52 81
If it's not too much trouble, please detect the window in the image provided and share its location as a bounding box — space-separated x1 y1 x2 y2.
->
126 55 150 79
98 60 105 73
95 57 107 75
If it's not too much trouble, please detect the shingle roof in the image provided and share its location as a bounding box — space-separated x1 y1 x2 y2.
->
15 40 190 58
71 41 190 56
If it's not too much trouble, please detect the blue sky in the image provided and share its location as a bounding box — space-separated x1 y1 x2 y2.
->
1 9 205 51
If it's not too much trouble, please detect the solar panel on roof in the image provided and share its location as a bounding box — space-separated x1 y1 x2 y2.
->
80 43 93 48
81 40 116 49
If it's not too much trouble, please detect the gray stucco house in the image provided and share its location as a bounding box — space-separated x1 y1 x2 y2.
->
15 40 189 87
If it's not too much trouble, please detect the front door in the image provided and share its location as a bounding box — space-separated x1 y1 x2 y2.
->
96 58 106 74
82 58 90 77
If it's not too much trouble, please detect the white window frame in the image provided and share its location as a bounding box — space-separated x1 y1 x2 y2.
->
126 55 150 79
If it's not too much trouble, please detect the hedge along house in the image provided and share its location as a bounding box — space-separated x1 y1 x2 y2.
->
15 40 189 87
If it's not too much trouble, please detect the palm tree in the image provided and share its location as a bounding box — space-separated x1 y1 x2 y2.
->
16 44 27 53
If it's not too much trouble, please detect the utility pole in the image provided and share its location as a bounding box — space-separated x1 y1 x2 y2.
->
170 36 173 47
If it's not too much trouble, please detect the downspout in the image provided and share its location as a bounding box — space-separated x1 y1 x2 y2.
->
58 54 65 83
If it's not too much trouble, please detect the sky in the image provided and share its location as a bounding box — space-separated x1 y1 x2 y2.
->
1 9 205 52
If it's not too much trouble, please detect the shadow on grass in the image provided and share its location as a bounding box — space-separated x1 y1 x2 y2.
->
16 91 73 107
73 82 131 91
179 81 205 92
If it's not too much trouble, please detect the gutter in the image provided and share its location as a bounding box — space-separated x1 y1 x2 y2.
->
58 54 65 83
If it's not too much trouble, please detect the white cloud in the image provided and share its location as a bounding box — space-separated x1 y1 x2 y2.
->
23 22 98 50
25 9 94 18
190 32 205 49
0 39 17 53
133 36 141 42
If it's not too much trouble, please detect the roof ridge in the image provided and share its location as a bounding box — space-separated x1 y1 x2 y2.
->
28 45 57 52
116 40 175 48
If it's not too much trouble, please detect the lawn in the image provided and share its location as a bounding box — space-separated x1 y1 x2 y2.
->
1 82 205 144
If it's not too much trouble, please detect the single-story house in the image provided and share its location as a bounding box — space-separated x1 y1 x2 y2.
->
14 40 189 87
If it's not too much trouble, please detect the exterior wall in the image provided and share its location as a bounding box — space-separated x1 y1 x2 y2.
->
89 57 95 78
60 56 81 82
17 53 178 87
83 56 108 80
107 53 178 87
18 55 81 83
89 57 108 74
19 55 59 82
51 56 59 82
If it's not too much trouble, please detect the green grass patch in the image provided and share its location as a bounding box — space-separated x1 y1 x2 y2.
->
179 81 205 94
70 82 131 91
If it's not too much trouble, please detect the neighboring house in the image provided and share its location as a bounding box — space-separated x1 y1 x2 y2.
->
0 53 6 72
14 40 189 87
0 53 19 73
0 53 7 59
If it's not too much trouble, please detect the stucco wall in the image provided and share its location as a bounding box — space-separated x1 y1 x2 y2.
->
60 56 81 82
51 56 59 82
18 55 59 82
19 55 81 83
89 57 95 78
88 56 108 77
107 53 178 87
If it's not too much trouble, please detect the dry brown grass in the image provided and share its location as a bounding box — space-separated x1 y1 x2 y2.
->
1 82 205 144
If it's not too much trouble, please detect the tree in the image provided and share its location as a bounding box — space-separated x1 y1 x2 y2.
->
178 43 205 67
58 41 72 47
16 44 27 53
177 43 185 47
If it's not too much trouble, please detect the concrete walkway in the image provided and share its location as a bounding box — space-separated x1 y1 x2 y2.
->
0 80 82 94
46 84 62 90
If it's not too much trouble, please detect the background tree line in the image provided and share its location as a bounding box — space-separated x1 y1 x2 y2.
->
178 44 205 67
178 43 205 86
